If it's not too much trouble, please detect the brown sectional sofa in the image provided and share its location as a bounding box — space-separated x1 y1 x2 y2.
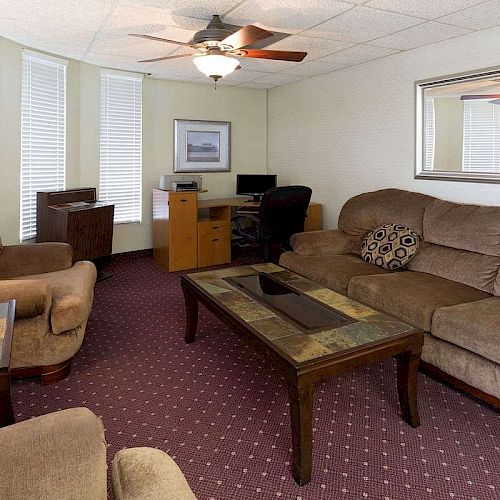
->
280 189 500 407
0 242 96 383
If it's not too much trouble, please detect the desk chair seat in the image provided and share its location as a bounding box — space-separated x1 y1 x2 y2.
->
232 186 312 262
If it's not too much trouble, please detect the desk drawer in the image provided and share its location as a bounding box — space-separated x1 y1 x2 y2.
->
198 221 230 267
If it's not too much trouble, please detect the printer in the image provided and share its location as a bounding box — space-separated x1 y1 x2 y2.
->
159 174 202 192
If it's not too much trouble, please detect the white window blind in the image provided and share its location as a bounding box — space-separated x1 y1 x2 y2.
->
100 70 142 224
20 50 67 241
424 97 435 171
462 99 500 173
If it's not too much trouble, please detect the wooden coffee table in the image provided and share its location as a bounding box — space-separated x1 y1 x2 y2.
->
0 300 15 427
181 264 423 485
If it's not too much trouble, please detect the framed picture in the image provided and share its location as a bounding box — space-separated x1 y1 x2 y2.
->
174 119 231 173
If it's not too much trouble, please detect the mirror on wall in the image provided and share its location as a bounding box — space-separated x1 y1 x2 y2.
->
415 68 500 183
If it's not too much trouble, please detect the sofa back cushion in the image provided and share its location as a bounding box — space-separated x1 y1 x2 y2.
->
408 242 500 295
338 189 436 252
424 199 500 257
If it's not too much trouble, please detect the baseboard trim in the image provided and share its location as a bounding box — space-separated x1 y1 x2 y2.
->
419 361 500 410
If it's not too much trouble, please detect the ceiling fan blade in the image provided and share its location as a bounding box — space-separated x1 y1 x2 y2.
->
241 49 307 62
460 94 500 100
129 33 193 47
221 25 273 50
138 53 192 63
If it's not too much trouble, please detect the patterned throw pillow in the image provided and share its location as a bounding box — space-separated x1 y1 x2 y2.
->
361 224 419 270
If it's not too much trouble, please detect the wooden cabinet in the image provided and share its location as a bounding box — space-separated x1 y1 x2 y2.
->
152 190 198 272
198 220 231 267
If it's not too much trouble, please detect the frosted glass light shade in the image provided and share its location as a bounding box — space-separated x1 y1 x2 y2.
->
193 54 239 79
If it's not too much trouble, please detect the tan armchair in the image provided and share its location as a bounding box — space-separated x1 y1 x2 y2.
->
0 242 96 384
0 408 197 500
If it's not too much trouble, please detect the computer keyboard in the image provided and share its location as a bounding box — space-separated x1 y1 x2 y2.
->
236 206 260 214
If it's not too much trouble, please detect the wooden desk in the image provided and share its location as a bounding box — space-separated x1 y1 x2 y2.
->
152 190 322 272
37 188 114 262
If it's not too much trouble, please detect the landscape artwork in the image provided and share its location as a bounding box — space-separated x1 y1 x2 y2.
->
174 119 230 172
186 131 220 162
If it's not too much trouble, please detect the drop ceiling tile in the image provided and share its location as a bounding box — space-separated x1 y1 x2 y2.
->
237 56 297 73
320 44 399 64
304 5 423 43
281 53 347 76
438 0 500 30
101 4 206 36
89 33 184 59
83 52 153 73
0 19 95 59
146 55 205 78
238 82 276 89
267 34 354 61
223 0 354 34
365 0 487 20
121 1 243 20
0 0 112 31
253 72 306 85
369 21 471 49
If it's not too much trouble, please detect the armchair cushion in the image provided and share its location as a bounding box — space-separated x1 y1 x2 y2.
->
290 229 354 256
0 242 73 279
0 279 51 318
112 447 197 500
0 408 107 500
19 261 97 334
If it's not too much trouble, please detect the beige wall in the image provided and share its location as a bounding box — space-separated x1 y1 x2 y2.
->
0 36 267 252
268 26 500 230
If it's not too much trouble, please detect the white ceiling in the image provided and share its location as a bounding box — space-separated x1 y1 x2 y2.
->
1 0 499 88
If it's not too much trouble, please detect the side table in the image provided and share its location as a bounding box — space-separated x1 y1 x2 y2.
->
0 300 15 427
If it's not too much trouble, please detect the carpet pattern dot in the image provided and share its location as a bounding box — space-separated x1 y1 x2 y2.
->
12 251 500 499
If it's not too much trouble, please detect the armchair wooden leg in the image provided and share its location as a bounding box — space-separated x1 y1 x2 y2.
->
11 359 73 385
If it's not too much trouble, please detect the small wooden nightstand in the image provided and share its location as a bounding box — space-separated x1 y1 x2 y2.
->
0 300 15 427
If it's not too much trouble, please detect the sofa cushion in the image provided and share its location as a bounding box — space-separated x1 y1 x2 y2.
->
424 199 500 257
408 242 500 295
347 272 489 331
338 189 435 252
19 261 97 334
279 252 389 294
361 224 419 270
432 297 500 365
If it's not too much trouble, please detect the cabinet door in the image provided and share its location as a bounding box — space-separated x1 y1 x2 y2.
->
168 193 198 271
198 221 231 267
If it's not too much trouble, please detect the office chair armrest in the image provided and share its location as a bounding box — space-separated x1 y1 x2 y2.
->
290 229 354 256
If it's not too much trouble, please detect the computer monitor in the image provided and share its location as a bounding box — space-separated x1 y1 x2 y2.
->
236 174 277 202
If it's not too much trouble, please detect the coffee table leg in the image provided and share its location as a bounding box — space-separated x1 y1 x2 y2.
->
182 280 199 344
396 351 421 428
0 372 14 427
287 382 314 485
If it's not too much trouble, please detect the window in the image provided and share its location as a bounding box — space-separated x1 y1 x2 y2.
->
20 50 67 241
462 99 500 173
100 70 142 223
424 97 435 171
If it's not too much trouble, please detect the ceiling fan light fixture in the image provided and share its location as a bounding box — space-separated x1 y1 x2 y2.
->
193 54 239 81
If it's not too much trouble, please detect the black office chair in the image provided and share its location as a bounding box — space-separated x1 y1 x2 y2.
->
232 185 312 262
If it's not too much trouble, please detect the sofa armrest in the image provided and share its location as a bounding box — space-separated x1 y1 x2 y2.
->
112 447 197 500
0 242 73 279
0 408 107 500
290 229 354 256
0 279 51 318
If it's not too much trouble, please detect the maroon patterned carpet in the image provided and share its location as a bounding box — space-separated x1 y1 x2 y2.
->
12 252 500 499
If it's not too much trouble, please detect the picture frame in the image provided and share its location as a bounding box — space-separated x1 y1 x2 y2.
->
174 119 231 173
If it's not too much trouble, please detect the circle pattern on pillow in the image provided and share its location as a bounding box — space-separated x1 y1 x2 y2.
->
361 224 419 270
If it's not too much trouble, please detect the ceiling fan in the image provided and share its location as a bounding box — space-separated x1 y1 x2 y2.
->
130 15 307 83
